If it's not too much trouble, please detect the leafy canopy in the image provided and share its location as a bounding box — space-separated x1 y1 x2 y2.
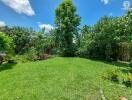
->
0 32 14 54
55 0 81 57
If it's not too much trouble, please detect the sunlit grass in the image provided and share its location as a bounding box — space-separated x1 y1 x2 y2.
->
0 57 131 100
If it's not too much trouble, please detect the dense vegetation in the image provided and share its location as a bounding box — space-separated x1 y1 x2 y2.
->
0 0 132 64
0 32 15 64
0 0 131 63
79 14 132 61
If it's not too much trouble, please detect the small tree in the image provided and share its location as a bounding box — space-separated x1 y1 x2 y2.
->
55 0 81 57
10 27 35 54
34 30 54 57
0 32 15 64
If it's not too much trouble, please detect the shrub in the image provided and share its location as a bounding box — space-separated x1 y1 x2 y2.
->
102 69 132 87
25 47 37 61
129 60 132 67
8 59 17 64
12 55 28 63
102 69 120 83
0 32 15 64
122 73 132 87
75 49 88 58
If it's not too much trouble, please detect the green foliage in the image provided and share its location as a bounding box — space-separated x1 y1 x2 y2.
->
0 25 56 62
11 48 37 63
55 0 81 57
0 26 11 36
34 32 46 56
25 47 37 61
102 69 132 87
129 60 132 67
9 27 35 54
0 26 35 54
122 73 132 87
102 69 121 82
90 17 118 60
79 11 132 61
77 25 93 57
12 55 29 63
0 32 14 53
0 32 15 64
34 31 55 56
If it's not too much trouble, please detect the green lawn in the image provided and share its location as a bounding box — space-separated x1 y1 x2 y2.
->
0 57 132 100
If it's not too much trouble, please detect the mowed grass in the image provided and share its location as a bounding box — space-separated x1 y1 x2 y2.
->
0 57 132 100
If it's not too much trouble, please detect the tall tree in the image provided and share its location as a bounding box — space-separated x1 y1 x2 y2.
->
55 0 81 57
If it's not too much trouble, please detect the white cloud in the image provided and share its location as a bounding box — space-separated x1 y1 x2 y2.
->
1 0 35 16
101 0 109 5
0 21 6 27
38 23 54 33
123 1 131 10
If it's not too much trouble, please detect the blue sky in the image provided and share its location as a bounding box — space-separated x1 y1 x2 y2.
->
0 0 131 31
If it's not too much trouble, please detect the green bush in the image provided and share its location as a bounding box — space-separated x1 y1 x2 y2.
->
0 32 15 64
102 69 132 87
129 60 132 67
102 69 120 83
25 47 37 61
122 73 132 87
12 55 28 63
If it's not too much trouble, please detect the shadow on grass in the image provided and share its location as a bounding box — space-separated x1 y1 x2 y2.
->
103 61 130 68
0 63 16 72
93 59 132 74
120 68 132 74
88 57 130 67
